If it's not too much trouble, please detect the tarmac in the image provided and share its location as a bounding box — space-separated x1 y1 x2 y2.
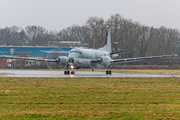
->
0 70 179 77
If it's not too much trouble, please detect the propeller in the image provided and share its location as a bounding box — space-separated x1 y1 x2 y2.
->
88 52 104 70
46 48 68 70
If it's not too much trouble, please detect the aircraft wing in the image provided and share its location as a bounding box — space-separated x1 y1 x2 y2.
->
111 54 177 63
110 49 136 55
1 56 57 62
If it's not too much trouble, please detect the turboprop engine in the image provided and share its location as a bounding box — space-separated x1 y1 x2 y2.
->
55 56 68 68
111 54 119 59
98 56 111 68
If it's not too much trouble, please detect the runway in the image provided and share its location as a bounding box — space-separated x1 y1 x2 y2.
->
0 70 179 77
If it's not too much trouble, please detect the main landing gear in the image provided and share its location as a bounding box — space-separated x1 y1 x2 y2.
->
106 65 112 75
64 70 75 75
106 70 112 75
64 71 69 75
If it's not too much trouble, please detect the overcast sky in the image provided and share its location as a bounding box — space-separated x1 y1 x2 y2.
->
0 0 180 31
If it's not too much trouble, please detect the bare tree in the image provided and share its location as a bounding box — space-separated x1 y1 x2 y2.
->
85 17 107 48
57 25 85 42
0 26 27 46
25 26 47 46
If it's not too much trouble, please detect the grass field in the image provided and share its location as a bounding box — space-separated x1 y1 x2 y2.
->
0 77 180 119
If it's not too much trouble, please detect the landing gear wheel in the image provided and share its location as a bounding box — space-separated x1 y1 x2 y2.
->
71 71 75 75
67 71 70 75
64 71 67 75
106 70 112 75
109 71 112 75
106 71 109 75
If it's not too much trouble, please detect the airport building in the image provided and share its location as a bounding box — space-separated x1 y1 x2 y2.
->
48 41 89 48
0 46 73 68
0 46 72 57
48 41 81 47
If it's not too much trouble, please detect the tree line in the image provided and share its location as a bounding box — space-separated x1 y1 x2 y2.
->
0 14 179 57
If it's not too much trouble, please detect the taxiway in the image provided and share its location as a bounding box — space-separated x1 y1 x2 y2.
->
0 70 179 77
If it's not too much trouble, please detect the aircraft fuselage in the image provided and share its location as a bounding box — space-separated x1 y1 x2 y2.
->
68 48 111 69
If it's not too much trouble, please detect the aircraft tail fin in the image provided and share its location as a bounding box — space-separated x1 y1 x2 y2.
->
98 26 112 53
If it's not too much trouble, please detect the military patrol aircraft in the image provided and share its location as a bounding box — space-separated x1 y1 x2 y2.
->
1 27 177 75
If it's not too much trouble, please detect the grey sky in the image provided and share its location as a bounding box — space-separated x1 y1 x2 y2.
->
0 0 180 31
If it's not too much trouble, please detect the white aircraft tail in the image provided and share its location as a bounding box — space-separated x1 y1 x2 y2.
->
98 26 112 53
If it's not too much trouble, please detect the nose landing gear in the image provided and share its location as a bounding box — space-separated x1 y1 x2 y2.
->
64 65 75 75
64 57 75 75
71 71 75 75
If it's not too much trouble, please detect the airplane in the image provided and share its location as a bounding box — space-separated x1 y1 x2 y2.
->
0 27 177 75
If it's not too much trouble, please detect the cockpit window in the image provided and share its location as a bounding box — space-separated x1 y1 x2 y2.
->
78 51 82 54
70 51 82 54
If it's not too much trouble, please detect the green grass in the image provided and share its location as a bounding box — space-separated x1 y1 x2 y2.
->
0 77 180 119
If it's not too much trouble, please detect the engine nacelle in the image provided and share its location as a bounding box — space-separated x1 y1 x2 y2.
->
111 54 119 59
56 56 68 67
98 56 111 67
